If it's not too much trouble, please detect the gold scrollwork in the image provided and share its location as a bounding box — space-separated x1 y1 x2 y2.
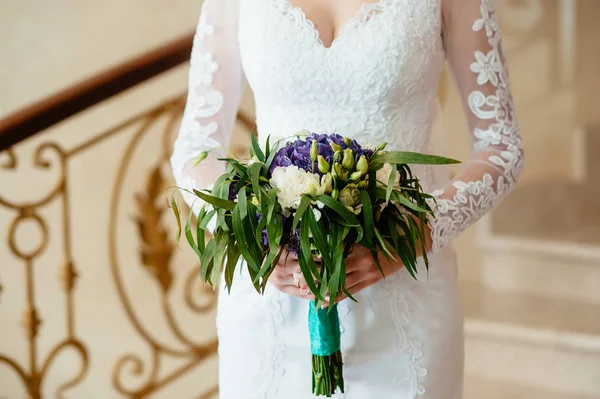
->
0 94 252 398
109 98 219 398
0 140 89 399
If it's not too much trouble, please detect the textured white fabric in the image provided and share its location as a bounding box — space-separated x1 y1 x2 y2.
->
170 0 523 397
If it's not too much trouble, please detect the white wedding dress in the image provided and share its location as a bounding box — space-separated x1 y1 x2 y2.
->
170 0 524 397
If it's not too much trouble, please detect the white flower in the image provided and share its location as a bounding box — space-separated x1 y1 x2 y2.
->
470 50 501 86
270 166 324 216
376 163 400 188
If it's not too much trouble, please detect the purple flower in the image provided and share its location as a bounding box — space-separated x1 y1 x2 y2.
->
269 133 373 177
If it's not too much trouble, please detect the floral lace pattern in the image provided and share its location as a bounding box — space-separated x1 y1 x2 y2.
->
428 0 524 250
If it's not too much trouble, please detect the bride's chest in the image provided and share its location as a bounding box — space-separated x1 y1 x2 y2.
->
238 0 444 100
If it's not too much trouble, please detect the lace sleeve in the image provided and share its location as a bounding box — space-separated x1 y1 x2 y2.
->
429 0 525 250
170 0 245 214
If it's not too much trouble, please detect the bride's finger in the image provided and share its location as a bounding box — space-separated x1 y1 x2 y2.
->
276 284 315 300
343 271 369 289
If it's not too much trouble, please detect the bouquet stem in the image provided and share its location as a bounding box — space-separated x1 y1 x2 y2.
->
309 304 344 397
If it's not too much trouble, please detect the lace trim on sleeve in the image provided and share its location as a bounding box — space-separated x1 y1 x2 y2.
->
170 2 225 178
429 0 524 251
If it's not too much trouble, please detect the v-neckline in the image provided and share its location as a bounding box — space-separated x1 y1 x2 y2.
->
274 0 389 50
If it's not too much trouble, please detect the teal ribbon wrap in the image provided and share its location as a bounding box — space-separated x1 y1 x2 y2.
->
308 303 341 356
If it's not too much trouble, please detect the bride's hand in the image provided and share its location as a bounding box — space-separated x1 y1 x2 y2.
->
268 250 317 300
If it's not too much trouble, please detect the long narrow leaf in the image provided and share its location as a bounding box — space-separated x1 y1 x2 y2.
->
370 151 460 169
200 239 216 282
193 189 236 211
300 217 324 286
386 167 398 203
251 132 265 162
305 209 332 266
292 195 312 231
249 162 263 195
297 252 324 301
211 230 228 285
232 206 260 272
359 190 373 244
185 206 201 257
316 195 360 226
224 235 240 292
171 197 182 243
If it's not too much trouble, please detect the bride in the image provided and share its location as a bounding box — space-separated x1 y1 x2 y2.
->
170 0 524 397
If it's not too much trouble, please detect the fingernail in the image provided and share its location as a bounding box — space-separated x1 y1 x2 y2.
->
325 295 330 302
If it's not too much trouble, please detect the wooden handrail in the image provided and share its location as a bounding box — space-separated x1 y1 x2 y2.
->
0 33 195 151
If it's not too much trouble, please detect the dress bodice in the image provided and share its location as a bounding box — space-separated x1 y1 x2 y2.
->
239 0 445 154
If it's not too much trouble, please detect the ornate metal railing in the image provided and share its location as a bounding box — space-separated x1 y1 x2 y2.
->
0 32 252 399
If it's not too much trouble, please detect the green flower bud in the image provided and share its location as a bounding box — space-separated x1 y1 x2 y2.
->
331 188 339 200
349 171 364 181
330 142 342 153
339 184 361 208
341 149 355 170
193 151 209 166
333 150 342 162
377 142 388 151
344 137 352 146
317 155 330 173
357 180 367 189
334 163 348 181
356 155 368 174
321 173 333 193
310 140 318 162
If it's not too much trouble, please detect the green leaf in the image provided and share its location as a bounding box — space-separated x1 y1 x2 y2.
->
386 166 398 204
265 135 271 158
217 157 247 175
305 208 332 266
249 162 263 195
200 239 216 283
374 227 396 263
292 195 312 231
370 151 460 169
251 133 266 162
396 238 418 280
197 209 206 253
259 246 284 293
297 252 324 301
371 188 428 213
232 206 260 272
185 206 201 257
266 188 278 222
395 193 428 213
315 195 362 236
211 230 228 285
171 196 182 243
300 217 325 289
224 235 241 293
199 209 216 230
329 227 345 304
237 186 248 220
359 191 373 245
193 189 236 211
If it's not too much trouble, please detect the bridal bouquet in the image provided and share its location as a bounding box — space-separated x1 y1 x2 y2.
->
170 132 458 397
